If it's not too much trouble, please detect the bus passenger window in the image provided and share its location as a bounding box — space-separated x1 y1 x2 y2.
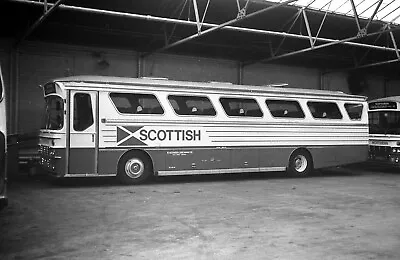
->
168 95 216 116
307 101 342 119
345 103 363 120
73 93 94 131
110 93 164 115
265 100 305 118
220 97 263 117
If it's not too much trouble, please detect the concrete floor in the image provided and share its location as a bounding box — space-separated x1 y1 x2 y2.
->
1 165 400 260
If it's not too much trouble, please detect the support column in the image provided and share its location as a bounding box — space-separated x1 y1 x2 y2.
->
319 70 324 90
238 61 243 85
137 53 145 78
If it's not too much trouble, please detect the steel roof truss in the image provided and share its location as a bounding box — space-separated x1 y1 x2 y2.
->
11 0 400 70
192 0 202 34
349 0 362 31
302 8 314 48
14 0 66 47
313 6 330 46
236 0 250 19
143 0 298 57
357 23 388 66
388 25 400 59
165 0 189 45
274 9 302 56
192 0 212 34
244 24 400 66
362 0 384 36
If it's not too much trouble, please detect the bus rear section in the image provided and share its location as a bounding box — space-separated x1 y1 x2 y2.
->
0 64 8 209
368 97 400 166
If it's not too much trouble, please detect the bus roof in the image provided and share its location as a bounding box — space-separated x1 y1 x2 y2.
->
368 96 400 103
50 75 366 100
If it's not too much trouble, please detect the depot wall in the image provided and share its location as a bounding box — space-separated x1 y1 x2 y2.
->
0 39 395 134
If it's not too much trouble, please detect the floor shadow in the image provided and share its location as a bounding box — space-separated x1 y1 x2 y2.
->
9 163 385 189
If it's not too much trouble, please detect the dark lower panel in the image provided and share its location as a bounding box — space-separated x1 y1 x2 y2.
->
310 145 368 169
96 145 368 175
97 150 125 175
69 148 96 174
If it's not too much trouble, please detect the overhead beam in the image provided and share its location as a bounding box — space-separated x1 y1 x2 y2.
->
302 8 314 48
14 0 65 47
349 0 361 31
143 0 298 57
388 25 400 59
363 0 384 34
325 58 400 74
244 25 400 66
192 0 201 34
9 0 399 54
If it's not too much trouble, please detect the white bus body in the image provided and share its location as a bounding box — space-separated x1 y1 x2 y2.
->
368 96 400 165
38 76 369 184
0 64 8 208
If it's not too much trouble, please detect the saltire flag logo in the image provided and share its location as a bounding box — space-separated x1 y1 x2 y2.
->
117 126 146 146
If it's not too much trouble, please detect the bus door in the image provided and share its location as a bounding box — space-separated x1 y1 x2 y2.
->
68 90 98 174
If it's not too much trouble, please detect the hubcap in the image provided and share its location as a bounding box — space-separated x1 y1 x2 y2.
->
125 158 144 179
294 155 307 172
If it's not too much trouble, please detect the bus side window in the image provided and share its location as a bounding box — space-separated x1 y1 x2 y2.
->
220 97 263 117
168 95 216 116
73 93 94 131
307 101 342 119
345 103 363 120
265 99 305 118
110 93 164 115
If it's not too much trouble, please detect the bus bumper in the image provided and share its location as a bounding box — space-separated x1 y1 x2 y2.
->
38 145 66 177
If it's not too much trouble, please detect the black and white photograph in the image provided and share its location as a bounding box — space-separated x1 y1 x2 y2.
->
1 0 400 259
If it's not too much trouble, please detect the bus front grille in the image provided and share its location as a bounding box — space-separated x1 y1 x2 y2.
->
369 145 390 156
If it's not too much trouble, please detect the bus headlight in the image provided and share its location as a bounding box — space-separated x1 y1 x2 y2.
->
392 148 400 153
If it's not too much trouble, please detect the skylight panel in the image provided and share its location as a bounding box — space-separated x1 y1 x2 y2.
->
263 0 400 25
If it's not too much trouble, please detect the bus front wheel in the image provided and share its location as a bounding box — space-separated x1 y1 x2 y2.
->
117 152 152 185
287 150 313 177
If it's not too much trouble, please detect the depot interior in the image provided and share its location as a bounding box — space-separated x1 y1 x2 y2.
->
0 0 400 172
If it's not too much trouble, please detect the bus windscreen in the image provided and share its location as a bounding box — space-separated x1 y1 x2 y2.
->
369 111 400 134
43 95 64 130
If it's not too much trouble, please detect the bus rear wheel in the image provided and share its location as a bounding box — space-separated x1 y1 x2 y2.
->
287 150 313 177
117 152 152 185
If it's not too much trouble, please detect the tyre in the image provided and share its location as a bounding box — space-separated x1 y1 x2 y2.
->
287 150 313 177
117 152 152 185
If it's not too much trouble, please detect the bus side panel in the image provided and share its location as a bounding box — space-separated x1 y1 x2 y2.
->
68 148 96 174
97 150 124 174
258 147 294 168
97 149 166 175
310 145 368 169
164 148 230 171
232 148 258 168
